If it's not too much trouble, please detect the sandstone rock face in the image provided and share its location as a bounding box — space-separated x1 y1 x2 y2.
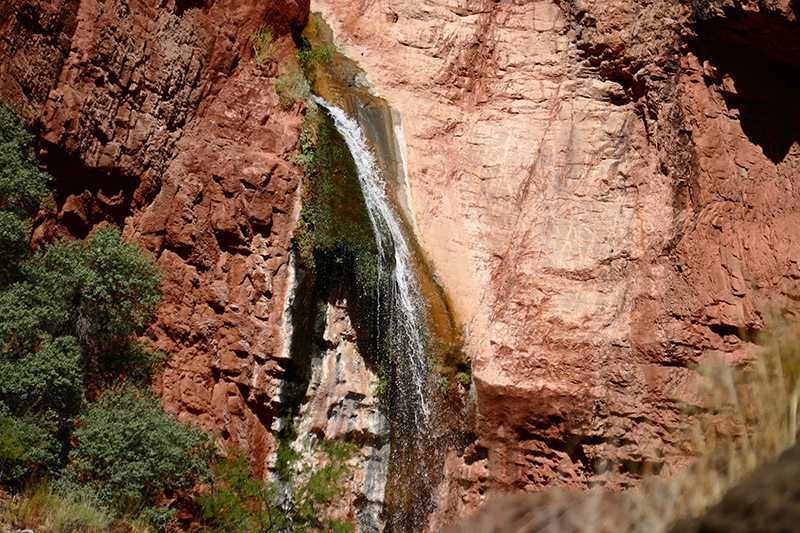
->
0 0 309 471
6 0 800 528
292 289 389 533
310 0 800 522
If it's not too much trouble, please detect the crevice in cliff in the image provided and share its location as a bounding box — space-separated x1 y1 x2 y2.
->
685 15 800 164
32 140 141 242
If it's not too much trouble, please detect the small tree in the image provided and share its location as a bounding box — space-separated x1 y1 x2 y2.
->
60 388 212 527
0 225 163 381
202 439 355 533
0 100 51 285
0 225 164 484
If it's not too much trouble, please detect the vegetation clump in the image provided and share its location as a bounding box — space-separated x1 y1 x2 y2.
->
250 25 276 65
0 102 209 530
59 388 211 528
291 106 380 293
273 30 332 109
274 64 311 110
201 438 355 533
1 481 153 533
0 100 51 286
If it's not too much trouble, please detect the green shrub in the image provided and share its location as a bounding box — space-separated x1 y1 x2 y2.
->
455 372 471 387
274 63 311 110
250 25 276 65
201 439 355 533
0 225 163 381
59 388 212 528
0 336 84 481
0 404 60 484
0 225 164 484
0 100 51 285
272 28 332 109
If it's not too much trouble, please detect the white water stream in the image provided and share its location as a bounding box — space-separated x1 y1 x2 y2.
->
313 97 432 426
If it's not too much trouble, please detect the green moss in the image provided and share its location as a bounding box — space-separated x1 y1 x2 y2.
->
292 105 380 293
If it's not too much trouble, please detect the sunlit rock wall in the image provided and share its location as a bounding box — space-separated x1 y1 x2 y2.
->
310 0 800 522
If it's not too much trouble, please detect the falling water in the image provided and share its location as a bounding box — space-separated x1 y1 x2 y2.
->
313 96 433 426
313 96 444 531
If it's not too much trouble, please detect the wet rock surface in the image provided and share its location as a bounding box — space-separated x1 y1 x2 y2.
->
292 291 388 533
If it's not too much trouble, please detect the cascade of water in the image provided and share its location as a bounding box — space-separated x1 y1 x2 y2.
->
313 96 432 427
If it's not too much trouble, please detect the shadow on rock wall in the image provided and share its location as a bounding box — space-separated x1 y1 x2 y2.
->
688 13 800 163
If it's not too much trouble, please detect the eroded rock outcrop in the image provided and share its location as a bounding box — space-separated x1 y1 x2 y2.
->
0 0 309 472
310 0 800 523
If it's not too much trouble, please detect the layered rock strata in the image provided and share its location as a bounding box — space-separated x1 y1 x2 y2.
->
310 0 800 522
0 0 309 472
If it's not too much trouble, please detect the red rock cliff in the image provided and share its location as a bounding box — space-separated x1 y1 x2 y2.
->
0 0 308 472
6 0 800 528
310 0 800 521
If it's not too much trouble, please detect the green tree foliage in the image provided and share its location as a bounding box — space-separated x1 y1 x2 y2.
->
273 23 331 110
0 404 60 484
201 439 355 533
0 225 163 381
0 104 212 531
60 388 212 527
0 101 51 285
0 225 163 483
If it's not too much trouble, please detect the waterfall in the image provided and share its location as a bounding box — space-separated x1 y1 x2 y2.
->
313 97 433 427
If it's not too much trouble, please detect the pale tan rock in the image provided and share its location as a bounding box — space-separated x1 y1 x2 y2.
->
312 0 800 526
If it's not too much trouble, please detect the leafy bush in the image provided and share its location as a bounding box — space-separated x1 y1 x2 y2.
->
0 100 51 285
60 388 212 527
0 404 60 484
0 336 84 481
0 225 163 381
455 372 471 387
273 28 332 110
201 439 354 533
0 225 164 485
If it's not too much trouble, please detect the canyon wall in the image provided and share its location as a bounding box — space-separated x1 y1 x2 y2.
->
310 0 800 521
5 0 800 528
0 0 309 472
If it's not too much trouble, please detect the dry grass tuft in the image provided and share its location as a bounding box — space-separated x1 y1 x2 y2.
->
0 482 152 533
